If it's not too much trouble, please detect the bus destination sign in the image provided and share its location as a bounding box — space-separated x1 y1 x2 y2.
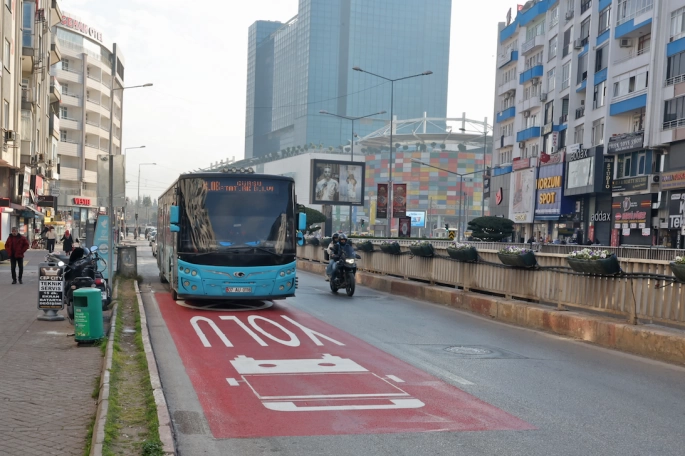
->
207 180 276 193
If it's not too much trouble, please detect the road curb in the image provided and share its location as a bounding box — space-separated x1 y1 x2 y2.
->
134 280 176 455
90 280 118 456
297 260 685 366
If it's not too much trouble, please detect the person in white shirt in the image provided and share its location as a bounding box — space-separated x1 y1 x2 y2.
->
46 226 57 253
315 167 339 201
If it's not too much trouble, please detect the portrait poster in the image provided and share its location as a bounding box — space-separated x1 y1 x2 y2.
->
393 183 407 218
376 183 388 219
398 217 411 238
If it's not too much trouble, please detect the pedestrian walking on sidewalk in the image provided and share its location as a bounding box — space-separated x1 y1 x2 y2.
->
46 226 57 253
61 230 78 254
5 227 29 284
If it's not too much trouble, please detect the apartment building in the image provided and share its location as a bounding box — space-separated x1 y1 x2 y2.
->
50 11 124 238
493 0 685 248
0 0 62 240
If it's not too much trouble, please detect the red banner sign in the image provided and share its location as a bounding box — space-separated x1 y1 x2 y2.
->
73 197 91 206
393 184 407 218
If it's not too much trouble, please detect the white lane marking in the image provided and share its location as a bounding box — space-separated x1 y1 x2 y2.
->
387 375 405 383
226 378 239 386
440 371 475 386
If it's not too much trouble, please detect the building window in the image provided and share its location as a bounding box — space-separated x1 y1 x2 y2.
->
563 28 572 57
595 46 608 72
574 125 585 145
499 149 512 165
60 130 67 142
638 34 650 54
3 100 8 130
663 95 685 129
550 6 559 28
547 68 556 92
60 106 68 119
577 54 588 84
562 62 570 89
549 36 558 60
3 39 9 71
592 119 604 145
526 20 545 41
581 0 592 14
62 58 69 71
598 7 611 34
617 154 632 178
62 83 69 96
671 7 685 40
580 17 591 45
667 51 685 84
593 81 606 108
544 101 555 125
613 71 648 98
632 112 644 132
637 152 646 175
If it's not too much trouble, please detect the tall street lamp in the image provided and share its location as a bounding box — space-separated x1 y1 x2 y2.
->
107 76 152 276
137 163 157 235
352 67 433 237
319 109 386 233
124 145 146 154
411 159 487 241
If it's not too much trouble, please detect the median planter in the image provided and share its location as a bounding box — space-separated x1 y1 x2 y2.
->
497 247 536 268
307 237 320 246
380 241 402 255
567 249 621 275
671 260 685 283
322 237 332 246
409 242 434 257
355 240 374 252
446 244 478 262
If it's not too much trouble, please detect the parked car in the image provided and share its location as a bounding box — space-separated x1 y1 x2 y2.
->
148 230 157 245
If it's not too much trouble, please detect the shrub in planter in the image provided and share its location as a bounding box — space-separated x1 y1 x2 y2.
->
497 246 537 268
446 243 478 262
321 237 332 247
307 237 320 246
409 240 435 257
356 240 374 252
379 240 402 255
567 249 621 275
671 256 685 283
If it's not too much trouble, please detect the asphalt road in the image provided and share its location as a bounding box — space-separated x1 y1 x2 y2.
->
135 241 685 456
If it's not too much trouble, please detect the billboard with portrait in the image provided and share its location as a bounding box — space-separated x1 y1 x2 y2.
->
509 168 537 224
567 157 594 189
310 159 366 206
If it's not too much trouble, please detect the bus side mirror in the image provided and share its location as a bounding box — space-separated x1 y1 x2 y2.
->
170 225 180 233
298 212 307 230
296 231 304 246
170 206 180 224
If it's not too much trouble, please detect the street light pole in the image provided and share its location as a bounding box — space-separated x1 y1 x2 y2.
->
319 109 386 234
106 52 152 276
352 67 433 237
124 145 146 155
137 163 157 237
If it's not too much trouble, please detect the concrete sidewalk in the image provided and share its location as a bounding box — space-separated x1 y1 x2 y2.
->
0 250 106 456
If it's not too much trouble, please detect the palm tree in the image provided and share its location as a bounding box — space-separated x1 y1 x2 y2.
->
440 143 446 150
402 144 409 151
395 142 401 151
431 142 437 150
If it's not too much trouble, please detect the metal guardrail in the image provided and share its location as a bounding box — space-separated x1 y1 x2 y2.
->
298 242 685 326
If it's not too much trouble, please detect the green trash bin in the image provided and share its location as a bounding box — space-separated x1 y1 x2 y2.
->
73 288 104 342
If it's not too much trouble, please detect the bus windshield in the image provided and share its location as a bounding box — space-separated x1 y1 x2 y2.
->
178 177 294 255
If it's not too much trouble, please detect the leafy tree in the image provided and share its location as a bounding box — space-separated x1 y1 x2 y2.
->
467 216 514 241
299 206 326 234
458 143 467 152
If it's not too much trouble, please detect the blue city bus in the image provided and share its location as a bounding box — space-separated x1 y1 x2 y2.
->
157 169 306 301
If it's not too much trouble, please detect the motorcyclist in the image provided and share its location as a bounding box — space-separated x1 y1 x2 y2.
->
325 233 339 281
329 234 348 281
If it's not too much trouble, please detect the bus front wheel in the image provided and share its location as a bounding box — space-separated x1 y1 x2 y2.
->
171 288 178 301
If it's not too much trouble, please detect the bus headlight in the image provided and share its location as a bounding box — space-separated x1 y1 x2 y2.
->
280 271 285 277
184 268 190 274
184 281 190 287
286 269 292 275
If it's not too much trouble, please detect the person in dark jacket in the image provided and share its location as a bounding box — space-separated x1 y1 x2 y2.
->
61 230 79 254
5 227 29 284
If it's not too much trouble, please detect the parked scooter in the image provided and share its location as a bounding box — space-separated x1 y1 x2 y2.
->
329 243 361 296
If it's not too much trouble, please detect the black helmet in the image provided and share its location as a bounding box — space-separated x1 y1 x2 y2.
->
332 233 339 240
339 234 347 243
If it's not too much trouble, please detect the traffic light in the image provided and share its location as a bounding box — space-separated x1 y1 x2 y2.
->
360 219 365 227
445 223 449 230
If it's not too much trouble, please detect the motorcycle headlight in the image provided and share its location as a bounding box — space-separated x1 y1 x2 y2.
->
58 261 65 267
345 258 356 264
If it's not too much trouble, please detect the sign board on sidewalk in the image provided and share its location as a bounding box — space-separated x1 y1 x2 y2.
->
38 263 64 310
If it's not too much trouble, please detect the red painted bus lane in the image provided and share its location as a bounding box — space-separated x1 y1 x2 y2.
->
156 293 536 438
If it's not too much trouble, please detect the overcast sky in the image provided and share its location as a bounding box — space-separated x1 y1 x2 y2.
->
60 0 518 200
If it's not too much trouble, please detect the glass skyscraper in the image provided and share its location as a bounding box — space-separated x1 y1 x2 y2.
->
245 0 452 159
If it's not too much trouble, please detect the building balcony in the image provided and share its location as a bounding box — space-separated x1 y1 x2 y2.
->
21 46 34 74
50 0 63 26
59 166 80 182
615 1 653 39
609 91 647 116
575 106 585 119
50 114 60 140
496 106 516 123
519 65 544 84
50 41 62 66
53 68 83 84
83 170 97 184
521 96 541 112
85 121 102 136
521 35 544 56
559 114 569 124
85 144 100 161
50 76 62 103
58 141 81 158
61 93 82 108
497 135 515 149
516 126 541 142
497 78 518 96
498 50 518 68
60 117 81 130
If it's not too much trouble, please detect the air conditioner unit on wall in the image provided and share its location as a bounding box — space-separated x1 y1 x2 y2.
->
566 10 574 20
519 142 526 149
4 130 16 141
574 39 583 49
523 111 530 118
540 92 548 101
619 39 632 48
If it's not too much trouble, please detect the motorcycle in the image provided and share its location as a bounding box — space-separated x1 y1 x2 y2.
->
46 246 104 322
329 243 361 297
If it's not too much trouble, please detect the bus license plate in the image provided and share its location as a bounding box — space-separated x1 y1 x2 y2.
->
226 287 251 293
